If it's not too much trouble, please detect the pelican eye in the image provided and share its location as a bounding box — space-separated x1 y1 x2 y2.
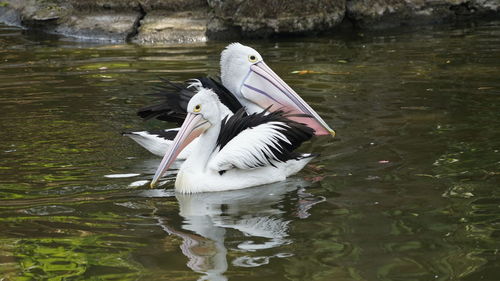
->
193 104 201 112
248 55 258 63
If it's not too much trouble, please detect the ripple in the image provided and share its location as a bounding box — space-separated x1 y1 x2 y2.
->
21 205 75 216
1 20 500 281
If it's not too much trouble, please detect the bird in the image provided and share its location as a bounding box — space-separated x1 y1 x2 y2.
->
150 87 317 193
124 43 334 158
123 78 241 158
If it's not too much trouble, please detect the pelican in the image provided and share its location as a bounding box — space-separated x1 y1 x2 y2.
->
123 78 240 158
150 87 316 193
124 43 334 158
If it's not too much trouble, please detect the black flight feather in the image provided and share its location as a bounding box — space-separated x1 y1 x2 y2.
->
137 77 243 125
121 129 178 141
196 78 243 114
147 129 178 141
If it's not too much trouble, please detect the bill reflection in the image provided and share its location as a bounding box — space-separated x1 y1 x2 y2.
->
155 179 324 281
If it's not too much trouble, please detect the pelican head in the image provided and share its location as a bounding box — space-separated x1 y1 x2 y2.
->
150 88 218 187
220 43 335 137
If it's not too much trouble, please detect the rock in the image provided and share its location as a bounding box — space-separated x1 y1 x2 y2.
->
0 0 142 41
207 0 346 37
346 0 500 28
1 0 68 26
0 6 22 27
0 0 210 43
137 0 207 12
206 17 242 40
0 0 499 42
55 12 142 42
68 0 207 12
69 0 140 10
132 10 208 44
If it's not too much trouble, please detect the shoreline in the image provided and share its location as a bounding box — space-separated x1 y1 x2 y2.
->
1 0 499 44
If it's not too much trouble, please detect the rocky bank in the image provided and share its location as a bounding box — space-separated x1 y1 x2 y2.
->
0 0 499 43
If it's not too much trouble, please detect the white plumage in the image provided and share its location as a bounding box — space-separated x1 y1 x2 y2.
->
150 88 316 193
123 129 194 158
208 122 293 171
125 43 335 159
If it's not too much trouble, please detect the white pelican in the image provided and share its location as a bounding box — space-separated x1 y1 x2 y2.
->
150 87 316 192
124 43 335 157
220 43 334 136
123 78 241 157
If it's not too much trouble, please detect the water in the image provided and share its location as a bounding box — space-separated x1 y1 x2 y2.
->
0 21 499 280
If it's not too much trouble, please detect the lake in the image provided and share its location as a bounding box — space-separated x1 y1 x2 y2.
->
0 21 499 280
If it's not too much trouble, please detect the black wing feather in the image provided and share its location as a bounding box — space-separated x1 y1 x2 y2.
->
147 129 179 140
137 78 195 124
196 78 243 114
216 108 315 167
137 77 243 125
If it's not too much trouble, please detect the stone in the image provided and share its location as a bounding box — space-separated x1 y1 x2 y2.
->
68 0 207 12
55 12 142 42
207 0 346 37
132 10 208 44
346 0 500 28
0 0 142 41
0 6 22 26
1 0 68 24
0 0 209 43
0 0 499 43
137 0 207 12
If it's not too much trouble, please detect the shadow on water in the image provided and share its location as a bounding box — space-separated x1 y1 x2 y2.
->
0 21 499 280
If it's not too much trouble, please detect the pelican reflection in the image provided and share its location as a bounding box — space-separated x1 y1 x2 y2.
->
155 178 324 281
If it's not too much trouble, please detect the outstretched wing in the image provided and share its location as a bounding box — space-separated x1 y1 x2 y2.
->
208 109 314 172
137 77 243 125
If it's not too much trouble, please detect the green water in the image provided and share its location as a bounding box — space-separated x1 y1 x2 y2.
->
0 22 499 280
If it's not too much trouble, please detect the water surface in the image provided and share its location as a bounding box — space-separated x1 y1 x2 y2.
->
0 22 499 280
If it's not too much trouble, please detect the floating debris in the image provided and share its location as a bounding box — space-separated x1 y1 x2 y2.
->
291 70 350 75
128 180 149 187
104 173 140 178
